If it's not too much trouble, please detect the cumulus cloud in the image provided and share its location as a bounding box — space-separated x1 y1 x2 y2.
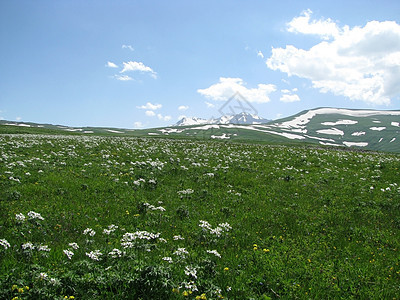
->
287 9 342 40
197 77 276 103
280 88 300 103
145 110 156 117
257 51 264 58
121 61 157 79
267 10 400 105
178 105 189 111
137 102 162 110
157 114 171 121
114 74 133 81
106 61 118 68
122 44 134 51
280 94 300 103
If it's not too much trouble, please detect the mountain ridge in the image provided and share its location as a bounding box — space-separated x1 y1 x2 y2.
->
174 112 271 126
1 107 399 153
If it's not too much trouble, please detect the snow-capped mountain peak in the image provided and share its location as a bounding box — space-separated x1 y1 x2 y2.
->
174 112 270 126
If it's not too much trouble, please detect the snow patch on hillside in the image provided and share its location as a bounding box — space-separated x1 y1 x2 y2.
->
316 128 344 136
370 127 386 131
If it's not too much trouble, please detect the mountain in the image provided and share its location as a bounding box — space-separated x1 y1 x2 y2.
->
1 108 399 153
174 112 271 126
155 107 400 153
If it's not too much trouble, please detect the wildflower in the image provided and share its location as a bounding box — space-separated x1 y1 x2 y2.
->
206 249 221 258
63 249 74 260
15 213 26 222
185 265 198 279
224 267 229 271
173 235 184 240
22 242 34 250
12 285 18 291
103 224 118 235
172 288 179 294
86 249 103 261
182 291 189 296
68 242 79 250
27 211 44 220
83 228 96 237
162 257 173 263
263 249 270 253
38 244 51 252
0 239 11 250
173 247 189 258
39 272 48 280
108 248 123 258
177 188 194 195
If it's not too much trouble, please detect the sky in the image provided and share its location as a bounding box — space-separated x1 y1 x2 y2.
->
1 0 400 129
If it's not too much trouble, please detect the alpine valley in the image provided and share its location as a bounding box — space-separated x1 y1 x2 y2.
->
1 107 400 153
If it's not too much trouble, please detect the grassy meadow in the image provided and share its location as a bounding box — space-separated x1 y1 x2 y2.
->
0 133 399 299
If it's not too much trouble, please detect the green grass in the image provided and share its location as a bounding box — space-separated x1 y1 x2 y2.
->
0 133 399 299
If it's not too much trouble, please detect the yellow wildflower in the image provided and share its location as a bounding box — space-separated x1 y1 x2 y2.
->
263 248 270 253
224 267 229 271
182 290 189 296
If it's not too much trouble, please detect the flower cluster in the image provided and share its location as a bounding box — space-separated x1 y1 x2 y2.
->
143 202 166 212
121 231 161 248
86 249 103 261
177 188 194 195
199 220 232 237
108 248 123 258
0 239 11 250
83 228 96 237
103 224 118 235
27 211 45 221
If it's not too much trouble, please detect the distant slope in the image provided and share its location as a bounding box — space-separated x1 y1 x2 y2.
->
1 107 399 153
145 108 400 153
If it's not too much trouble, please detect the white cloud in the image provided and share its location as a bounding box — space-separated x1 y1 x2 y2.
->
197 77 276 103
178 105 189 111
120 61 157 79
287 9 341 40
267 11 400 105
122 44 134 51
280 94 300 102
205 101 215 108
257 51 264 59
134 121 144 128
106 61 118 68
157 114 171 121
145 110 156 117
114 75 133 81
137 102 162 110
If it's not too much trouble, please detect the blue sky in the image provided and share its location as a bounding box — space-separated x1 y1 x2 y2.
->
1 0 400 128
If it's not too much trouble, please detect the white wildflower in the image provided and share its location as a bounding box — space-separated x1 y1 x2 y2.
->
27 211 44 220
86 249 103 261
39 272 48 280
184 265 198 279
173 235 184 240
83 228 96 237
15 213 26 222
22 242 34 250
63 249 74 260
0 239 11 250
177 188 194 195
38 244 51 252
108 248 123 258
68 242 79 250
180 281 198 292
162 256 173 263
173 247 189 258
206 249 221 258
